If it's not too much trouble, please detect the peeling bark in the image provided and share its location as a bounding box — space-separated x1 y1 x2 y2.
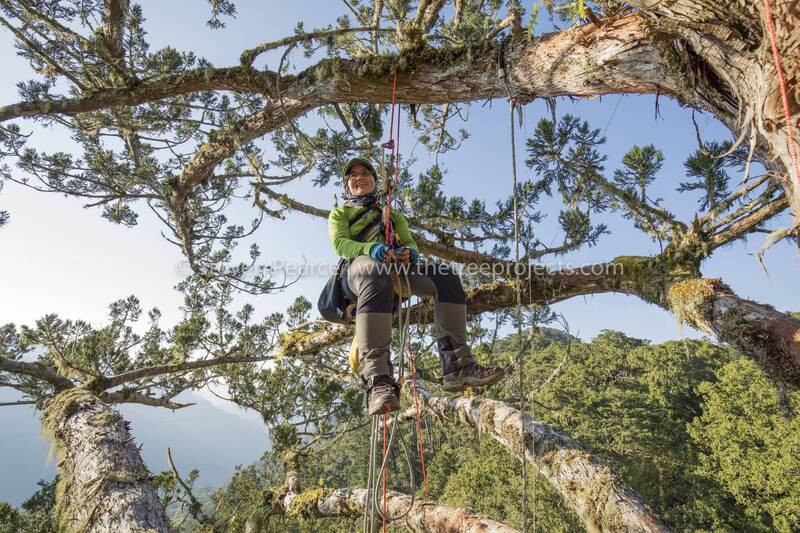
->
422 392 672 533
42 388 169 533
631 0 800 229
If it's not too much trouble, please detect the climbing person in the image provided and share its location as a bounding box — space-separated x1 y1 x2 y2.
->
329 156 506 416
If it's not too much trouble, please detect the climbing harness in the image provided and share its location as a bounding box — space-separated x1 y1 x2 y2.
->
362 69 430 532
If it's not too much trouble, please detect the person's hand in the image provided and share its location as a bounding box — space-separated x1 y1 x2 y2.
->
369 243 390 261
384 248 398 263
396 247 418 264
396 247 411 264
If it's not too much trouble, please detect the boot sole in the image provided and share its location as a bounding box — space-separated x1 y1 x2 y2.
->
368 396 401 416
443 369 506 392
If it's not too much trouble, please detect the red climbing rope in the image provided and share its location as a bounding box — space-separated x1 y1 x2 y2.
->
382 413 388 533
382 71 399 246
762 0 800 186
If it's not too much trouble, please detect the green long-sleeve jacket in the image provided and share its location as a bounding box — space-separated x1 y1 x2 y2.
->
328 205 419 259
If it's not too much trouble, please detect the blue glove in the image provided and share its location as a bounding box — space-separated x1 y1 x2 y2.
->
397 246 419 264
370 243 390 261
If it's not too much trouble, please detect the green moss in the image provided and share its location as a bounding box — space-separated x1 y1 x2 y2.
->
288 488 330 517
609 255 666 304
667 278 720 327
41 388 95 440
280 330 317 357
88 410 122 427
306 40 493 88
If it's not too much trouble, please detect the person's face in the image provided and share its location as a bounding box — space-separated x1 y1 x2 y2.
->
346 164 376 197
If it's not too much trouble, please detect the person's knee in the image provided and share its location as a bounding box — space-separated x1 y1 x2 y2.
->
432 271 465 304
355 263 394 312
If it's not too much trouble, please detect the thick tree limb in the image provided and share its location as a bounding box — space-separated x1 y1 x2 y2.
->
0 14 674 206
282 254 800 387
89 353 276 392
273 486 518 532
667 279 800 385
421 391 672 532
0 66 270 122
0 356 74 390
264 445 517 531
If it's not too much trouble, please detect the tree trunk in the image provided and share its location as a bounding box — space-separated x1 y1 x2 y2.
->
421 392 672 533
629 0 800 230
42 388 170 533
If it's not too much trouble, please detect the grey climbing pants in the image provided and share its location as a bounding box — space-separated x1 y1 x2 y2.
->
344 255 476 381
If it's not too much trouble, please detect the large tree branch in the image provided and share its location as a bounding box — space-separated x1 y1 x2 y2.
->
269 447 518 532
667 278 800 385
0 66 270 122
421 391 672 532
89 353 276 392
271 486 518 532
0 14 673 205
282 253 800 387
0 356 74 390
171 14 671 205
43 389 170 532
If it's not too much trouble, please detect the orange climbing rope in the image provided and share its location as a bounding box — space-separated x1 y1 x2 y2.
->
762 0 800 186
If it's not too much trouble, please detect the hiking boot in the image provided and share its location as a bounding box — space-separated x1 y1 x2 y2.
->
442 362 506 392
366 375 401 416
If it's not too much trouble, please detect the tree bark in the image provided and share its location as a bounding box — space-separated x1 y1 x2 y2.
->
422 392 672 533
628 0 800 230
275 485 518 532
42 388 169 533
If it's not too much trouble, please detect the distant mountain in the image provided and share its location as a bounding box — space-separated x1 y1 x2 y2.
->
0 390 269 506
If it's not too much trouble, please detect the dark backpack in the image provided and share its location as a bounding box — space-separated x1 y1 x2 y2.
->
317 207 383 324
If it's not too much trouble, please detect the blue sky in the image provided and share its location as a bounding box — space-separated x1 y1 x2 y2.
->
1 1 798 505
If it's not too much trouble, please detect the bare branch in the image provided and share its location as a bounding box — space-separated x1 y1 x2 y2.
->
708 194 789 250
0 400 37 406
99 389 194 409
240 27 393 66
167 448 216 526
